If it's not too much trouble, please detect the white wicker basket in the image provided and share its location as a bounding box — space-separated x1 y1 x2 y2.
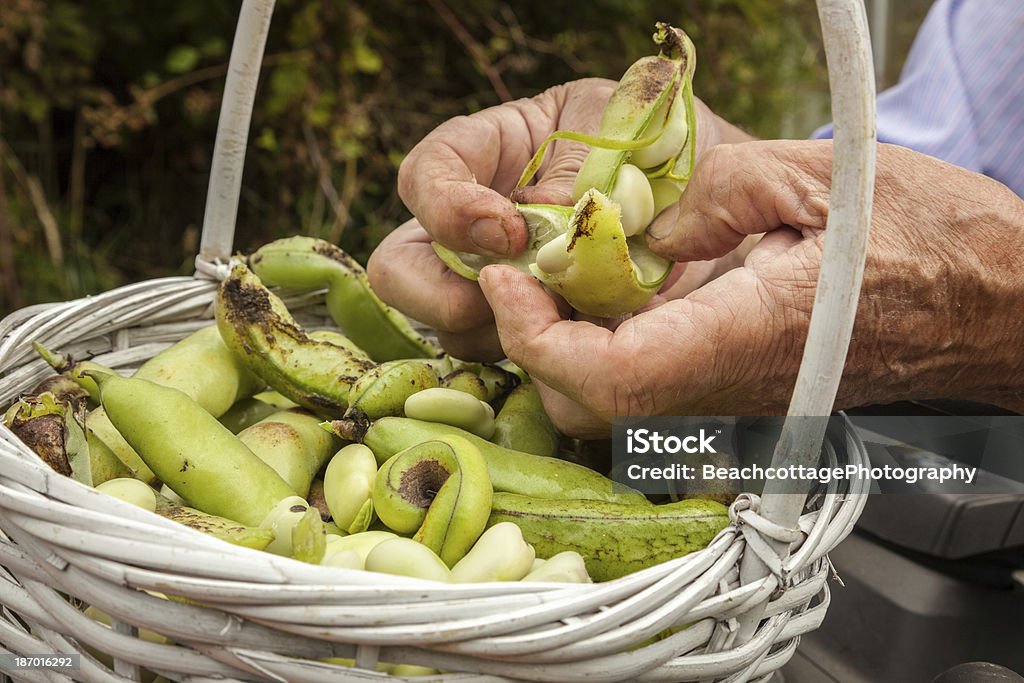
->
0 1 876 681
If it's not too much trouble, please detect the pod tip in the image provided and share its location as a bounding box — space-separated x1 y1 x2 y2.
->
321 418 366 443
33 343 71 373
80 368 116 390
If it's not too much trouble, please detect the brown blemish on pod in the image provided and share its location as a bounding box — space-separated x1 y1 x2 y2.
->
312 240 361 271
399 459 451 509
612 56 675 110
11 412 71 477
307 479 331 521
219 274 309 347
568 195 599 251
327 418 366 443
220 276 272 327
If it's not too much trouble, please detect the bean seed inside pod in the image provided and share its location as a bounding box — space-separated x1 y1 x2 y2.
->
534 232 573 274
609 164 656 236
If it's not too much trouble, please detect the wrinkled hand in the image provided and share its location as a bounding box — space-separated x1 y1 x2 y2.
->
477 140 1024 437
368 78 728 360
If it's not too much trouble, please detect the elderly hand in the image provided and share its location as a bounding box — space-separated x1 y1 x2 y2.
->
367 78 735 360
477 140 1024 437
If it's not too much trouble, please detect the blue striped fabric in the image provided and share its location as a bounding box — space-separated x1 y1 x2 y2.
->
814 0 1024 199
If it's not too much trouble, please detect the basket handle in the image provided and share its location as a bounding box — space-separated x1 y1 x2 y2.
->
735 0 876 638
195 0 276 273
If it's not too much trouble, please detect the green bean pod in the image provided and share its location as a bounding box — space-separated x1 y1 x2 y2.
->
154 494 274 550
327 416 647 505
291 506 328 564
491 381 560 457
477 364 520 403
439 365 520 404
217 397 281 434
342 359 440 426
489 494 728 581
438 369 488 401
92 372 295 526
372 435 492 567
528 189 672 317
39 326 265 482
248 236 441 361
571 23 696 200
308 328 373 361
215 263 375 414
81 425 133 485
236 409 340 497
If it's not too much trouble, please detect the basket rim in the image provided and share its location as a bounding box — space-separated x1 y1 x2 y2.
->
0 275 871 592
0 275 870 682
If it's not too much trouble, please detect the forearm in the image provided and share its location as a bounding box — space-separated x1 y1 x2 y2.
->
962 188 1024 413
843 159 1024 413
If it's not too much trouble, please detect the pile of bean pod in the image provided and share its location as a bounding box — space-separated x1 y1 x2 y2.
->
7 236 728 588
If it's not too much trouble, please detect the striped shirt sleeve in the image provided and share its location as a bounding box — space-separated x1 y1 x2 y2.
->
813 0 1024 199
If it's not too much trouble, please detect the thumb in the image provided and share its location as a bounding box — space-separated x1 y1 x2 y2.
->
477 265 613 403
645 140 833 262
476 265 567 364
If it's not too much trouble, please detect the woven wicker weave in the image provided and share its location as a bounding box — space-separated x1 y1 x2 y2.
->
0 1 876 680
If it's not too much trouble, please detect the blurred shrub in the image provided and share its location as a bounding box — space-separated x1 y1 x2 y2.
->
0 0 828 313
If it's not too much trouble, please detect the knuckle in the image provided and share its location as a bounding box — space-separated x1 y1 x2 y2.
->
396 146 422 205
435 329 503 362
435 296 477 334
365 248 395 300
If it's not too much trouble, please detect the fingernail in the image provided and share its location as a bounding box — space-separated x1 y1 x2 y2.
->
647 203 679 240
511 186 573 206
470 217 510 256
478 263 509 286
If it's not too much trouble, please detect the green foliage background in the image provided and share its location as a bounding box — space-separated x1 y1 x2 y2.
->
0 0 834 315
